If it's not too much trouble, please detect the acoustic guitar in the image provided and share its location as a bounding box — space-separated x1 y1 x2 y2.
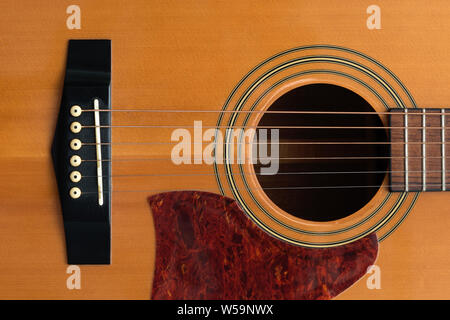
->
0 0 449 300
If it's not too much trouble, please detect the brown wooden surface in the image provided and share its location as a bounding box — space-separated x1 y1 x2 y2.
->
0 0 450 299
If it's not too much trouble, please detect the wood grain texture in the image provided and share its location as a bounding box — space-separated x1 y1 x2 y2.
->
0 0 449 299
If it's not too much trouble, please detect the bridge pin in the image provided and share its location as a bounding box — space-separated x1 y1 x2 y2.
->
70 155 81 167
70 105 82 117
69 187 81 199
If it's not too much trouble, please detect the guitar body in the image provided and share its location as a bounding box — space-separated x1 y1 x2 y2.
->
0 0 449 299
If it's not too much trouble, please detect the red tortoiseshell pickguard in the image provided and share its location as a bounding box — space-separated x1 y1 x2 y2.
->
148 191 378 300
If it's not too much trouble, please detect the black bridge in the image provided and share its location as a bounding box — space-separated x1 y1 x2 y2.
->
52 40 111 264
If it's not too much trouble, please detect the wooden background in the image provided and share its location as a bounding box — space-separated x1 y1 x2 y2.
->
0 0 449 299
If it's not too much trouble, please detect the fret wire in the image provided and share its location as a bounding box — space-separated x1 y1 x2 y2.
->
404 109 409 192
422 110 426 191
442 109 446 191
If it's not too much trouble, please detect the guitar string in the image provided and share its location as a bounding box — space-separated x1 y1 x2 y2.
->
80 125 446 129
79 169 450 178
73 109 448 191
76 109 448 139
80 108 448 115
78 108 449 129
79 183 445 195
78 156 450 162
76 155 447 182
80 141 447 146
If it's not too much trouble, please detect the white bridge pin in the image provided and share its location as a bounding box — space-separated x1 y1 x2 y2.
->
69 187 81 199
70 122 82 133
70 139 82 150
70 105 82 117
70 171 81 183
70 155 81 167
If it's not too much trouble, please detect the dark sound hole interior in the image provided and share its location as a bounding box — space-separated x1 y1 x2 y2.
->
254 84 388 222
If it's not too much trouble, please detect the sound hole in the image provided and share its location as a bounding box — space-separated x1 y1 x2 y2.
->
254 84 388 222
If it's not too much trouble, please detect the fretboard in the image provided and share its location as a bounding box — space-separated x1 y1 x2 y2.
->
390 108 449 192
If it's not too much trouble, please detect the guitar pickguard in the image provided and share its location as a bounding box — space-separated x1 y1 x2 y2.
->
149 191 378 300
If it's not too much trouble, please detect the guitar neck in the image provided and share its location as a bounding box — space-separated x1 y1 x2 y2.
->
390 108 449 192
